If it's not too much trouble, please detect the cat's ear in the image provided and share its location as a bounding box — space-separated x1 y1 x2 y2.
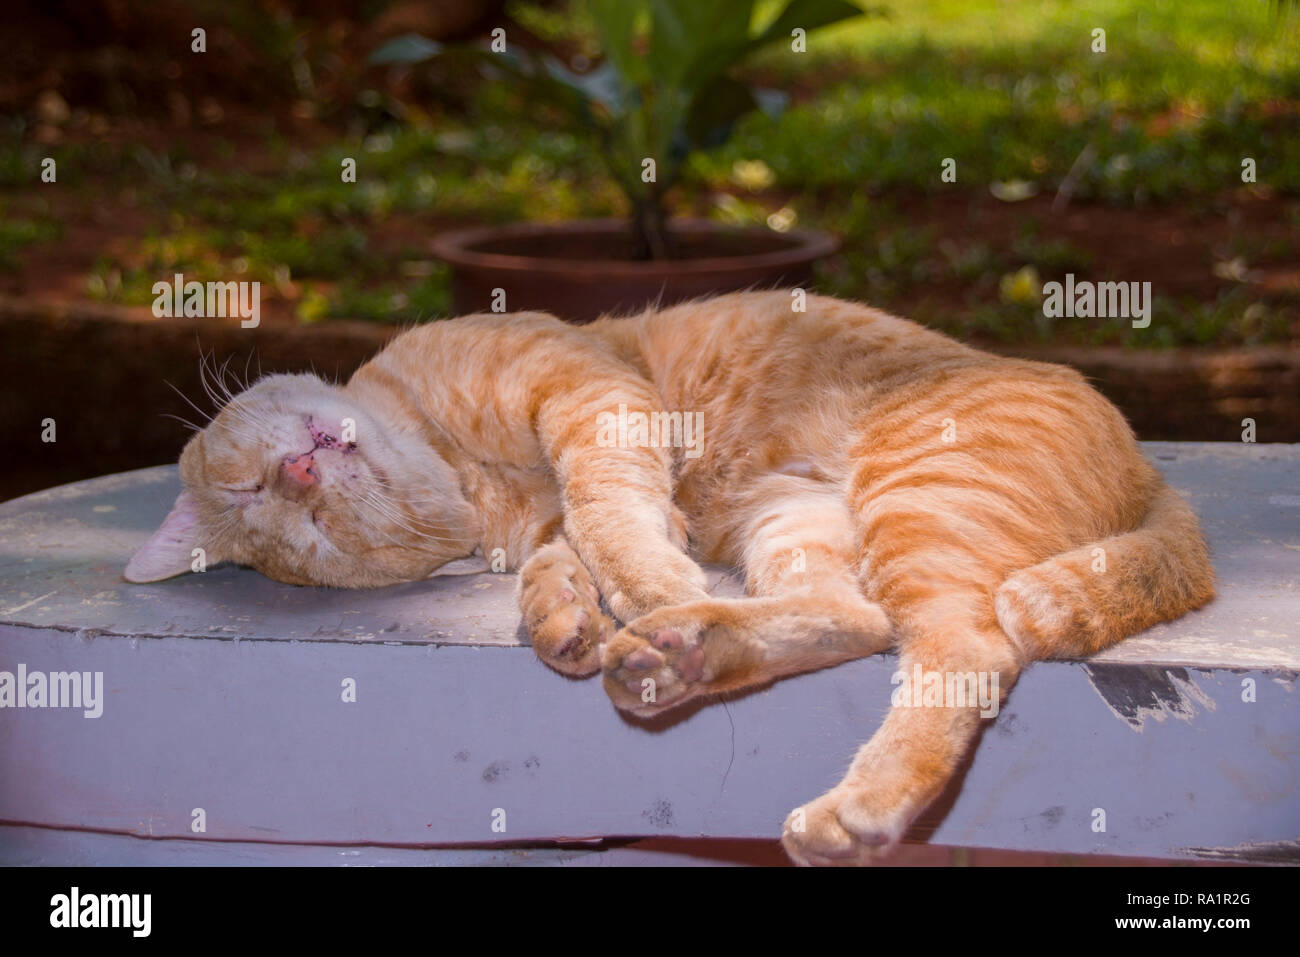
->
124 491 211 583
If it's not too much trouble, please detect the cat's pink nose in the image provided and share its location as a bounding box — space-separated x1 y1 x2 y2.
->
280 452 318 491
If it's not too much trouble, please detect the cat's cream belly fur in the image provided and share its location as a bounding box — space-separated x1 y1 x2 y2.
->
129 290 1215 865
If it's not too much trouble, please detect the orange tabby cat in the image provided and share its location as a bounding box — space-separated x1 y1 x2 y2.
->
126 290 1215 864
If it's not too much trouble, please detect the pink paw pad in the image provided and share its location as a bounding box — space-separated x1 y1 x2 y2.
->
679 646 706 683
623 648 663 671
650 628 684 651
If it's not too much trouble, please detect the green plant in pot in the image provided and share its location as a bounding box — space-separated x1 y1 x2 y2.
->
373 0 873 319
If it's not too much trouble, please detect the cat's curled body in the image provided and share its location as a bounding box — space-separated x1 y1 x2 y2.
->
127 290 1214 865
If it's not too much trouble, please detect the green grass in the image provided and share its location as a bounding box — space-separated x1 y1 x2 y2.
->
302 271 453 324
3 0 1296 336
945 288 1293 348
0 215 61 271
694 0 1300 199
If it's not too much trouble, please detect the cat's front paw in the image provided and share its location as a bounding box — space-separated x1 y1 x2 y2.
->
601 601 756 716
780 785 909 867
518 543 613 677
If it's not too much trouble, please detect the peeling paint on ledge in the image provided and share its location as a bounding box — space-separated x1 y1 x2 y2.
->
1181 839 1300 864
1083 664 1216 732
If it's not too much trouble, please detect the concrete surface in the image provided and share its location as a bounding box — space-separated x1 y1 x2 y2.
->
1 443 1296 864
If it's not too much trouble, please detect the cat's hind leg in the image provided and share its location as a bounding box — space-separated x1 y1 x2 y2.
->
781 485 1025 864
781 608 1018 865
602 476 893 715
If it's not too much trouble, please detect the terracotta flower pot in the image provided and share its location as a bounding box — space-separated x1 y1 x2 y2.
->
430 218 840 323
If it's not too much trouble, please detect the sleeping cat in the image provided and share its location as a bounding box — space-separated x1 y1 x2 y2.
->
125 290 1214 865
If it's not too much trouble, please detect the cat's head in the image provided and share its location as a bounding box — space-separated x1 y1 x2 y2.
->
125 373 477 587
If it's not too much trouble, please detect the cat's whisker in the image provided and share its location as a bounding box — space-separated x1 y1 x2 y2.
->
216 354 239 402
160 412 204 433
213 417 269 448
197 350 229 415
164 380 214 427
356 493 424 534
225 405 277 438
350 488 464 546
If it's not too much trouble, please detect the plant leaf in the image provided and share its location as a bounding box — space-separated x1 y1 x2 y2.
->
753 0 876 50
435 45 603 127
649 0 756 87
542 57 626 113
587 0 650 86
369 33 443 66
683 75 759 150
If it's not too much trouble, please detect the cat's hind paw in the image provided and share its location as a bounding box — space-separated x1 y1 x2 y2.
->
602 623 705 716
781 786 909 867
601 600 757 717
